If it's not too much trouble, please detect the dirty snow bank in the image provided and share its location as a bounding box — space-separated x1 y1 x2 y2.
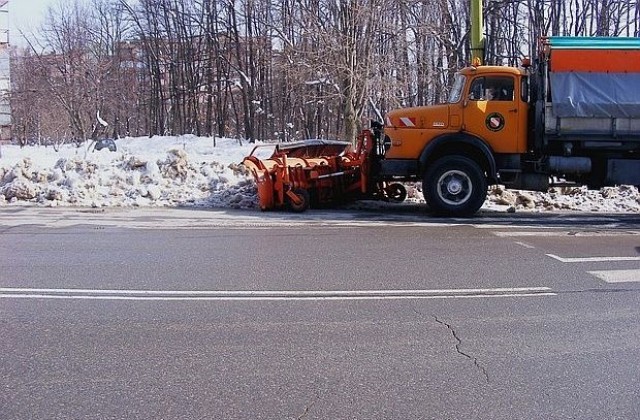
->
0 136 258 209
487 185 640 213
1 135 640 213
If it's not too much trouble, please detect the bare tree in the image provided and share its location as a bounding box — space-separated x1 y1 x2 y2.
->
12 0 640 144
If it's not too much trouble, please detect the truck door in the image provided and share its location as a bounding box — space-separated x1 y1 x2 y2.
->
464 75 526 153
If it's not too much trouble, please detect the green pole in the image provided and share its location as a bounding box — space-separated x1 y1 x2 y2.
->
470 0 484 64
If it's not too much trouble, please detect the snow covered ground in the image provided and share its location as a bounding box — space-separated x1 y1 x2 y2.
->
1 135 640 213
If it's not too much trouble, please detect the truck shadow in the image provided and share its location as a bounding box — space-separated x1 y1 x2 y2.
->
324 200 640 229
184 201 640 230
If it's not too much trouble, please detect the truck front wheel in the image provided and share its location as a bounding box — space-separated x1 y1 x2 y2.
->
423 156 487 217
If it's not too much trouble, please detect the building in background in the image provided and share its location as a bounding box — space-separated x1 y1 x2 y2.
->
0 0 9 144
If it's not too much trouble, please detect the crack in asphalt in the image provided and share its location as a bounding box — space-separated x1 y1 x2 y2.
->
433 315 490 384
296 398 317 420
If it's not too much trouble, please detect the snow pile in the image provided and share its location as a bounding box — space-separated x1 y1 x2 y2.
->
487 185 640 213
0 136 258 209
1 135 640 213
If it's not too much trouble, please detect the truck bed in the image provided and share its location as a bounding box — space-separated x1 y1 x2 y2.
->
545 103 640 139
543 37 640 141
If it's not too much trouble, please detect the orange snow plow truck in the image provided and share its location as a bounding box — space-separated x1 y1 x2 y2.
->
244 37 640 216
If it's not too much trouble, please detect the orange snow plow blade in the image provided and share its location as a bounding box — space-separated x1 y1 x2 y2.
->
242 131 408 212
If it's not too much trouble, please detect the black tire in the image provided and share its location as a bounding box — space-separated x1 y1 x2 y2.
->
287 188 310 213
386 183 407 203
423 156 487 217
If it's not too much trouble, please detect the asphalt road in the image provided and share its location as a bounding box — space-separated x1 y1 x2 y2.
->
1 207 640 419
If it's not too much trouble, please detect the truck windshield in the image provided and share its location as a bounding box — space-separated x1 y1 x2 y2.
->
448 74 465 103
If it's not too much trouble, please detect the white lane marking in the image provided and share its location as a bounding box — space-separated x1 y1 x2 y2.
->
494 231 569 237
0 287 555 301
546 254 640 263
0 286 552 296
0 293 556 301
514 241 535 249
494 231 640 237
588 269 640 283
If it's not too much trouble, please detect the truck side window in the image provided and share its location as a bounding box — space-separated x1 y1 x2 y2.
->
469 78 486 100
448 73 466 103
469 76 514 101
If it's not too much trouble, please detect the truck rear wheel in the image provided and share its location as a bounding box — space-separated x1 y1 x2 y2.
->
423 156 487 217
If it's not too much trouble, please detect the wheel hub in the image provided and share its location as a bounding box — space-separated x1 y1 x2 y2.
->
446 179 463 195
437 170 473 205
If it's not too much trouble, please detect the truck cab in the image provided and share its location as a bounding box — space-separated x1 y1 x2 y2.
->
380 65 531 216
456 66 530 155
383 65 529 162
